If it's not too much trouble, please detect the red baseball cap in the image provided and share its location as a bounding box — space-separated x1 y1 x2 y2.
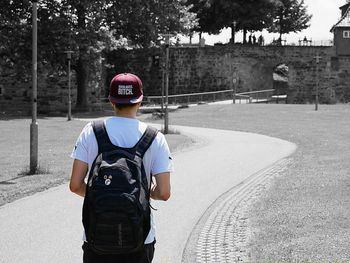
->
108 73 143 104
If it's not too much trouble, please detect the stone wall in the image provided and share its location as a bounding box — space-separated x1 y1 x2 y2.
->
1 44 349 115
0 56 103 116
107 45 350 104
105 48 163 97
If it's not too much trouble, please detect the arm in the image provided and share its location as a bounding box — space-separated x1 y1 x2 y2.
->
150 172 171 201
69 159 88 197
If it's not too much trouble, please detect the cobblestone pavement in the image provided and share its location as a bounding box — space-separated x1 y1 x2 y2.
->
184 158 293 263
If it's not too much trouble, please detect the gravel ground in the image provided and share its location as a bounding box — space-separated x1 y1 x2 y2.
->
148 103 350 261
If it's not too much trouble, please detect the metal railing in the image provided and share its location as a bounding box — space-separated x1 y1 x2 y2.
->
144 89 276 105
267 39 333 47
144 89 234 105
235 89 275 104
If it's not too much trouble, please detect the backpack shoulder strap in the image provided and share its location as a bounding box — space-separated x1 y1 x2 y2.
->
92 120 114 153
135 126 158 158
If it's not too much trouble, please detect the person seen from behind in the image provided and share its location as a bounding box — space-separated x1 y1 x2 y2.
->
69 72 173 263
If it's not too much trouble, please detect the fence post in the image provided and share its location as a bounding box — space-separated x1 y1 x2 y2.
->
164 35 170 134
161 68 165 111
314 52 321 111
30 0 38 174
233 81 237 104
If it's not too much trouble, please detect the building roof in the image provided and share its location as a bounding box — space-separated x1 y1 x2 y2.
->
331 5 350 32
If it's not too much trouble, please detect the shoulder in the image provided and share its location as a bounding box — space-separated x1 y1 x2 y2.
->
77 121 98 145
154 130 166 143
140 123 166 145
150 129 169 150
80 122 94 137
72 121 98 163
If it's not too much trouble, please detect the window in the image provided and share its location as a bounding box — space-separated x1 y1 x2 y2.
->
0 87 4 96
343 31 350 38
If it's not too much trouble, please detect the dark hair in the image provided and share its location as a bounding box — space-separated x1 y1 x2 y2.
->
112 103 138 111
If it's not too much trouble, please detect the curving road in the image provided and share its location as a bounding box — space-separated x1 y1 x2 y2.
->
0 125 296 263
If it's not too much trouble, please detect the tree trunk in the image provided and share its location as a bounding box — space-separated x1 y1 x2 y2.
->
231 24 235 44
75 3 88 110
279 31 283 45
243 29 247 44
76 51 88 109
278 9 283 46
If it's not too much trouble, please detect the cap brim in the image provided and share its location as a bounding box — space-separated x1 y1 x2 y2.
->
109 95 143 104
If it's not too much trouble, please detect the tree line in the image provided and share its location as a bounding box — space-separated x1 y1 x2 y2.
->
188 0 312 43
0 0 311 109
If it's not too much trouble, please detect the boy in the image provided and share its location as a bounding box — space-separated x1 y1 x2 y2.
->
70 73 173 263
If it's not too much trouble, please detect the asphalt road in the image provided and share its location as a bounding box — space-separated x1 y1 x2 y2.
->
0 125 296 263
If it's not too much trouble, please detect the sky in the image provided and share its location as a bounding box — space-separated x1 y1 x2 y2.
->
185 0 347 45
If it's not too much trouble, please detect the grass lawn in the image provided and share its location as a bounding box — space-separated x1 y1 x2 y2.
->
0 116 192 206
148 103 350 261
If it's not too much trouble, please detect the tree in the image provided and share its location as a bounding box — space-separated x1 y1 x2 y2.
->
0 0 197 109
0 0 106 109
186 0 217 35
188 0 278 43
0 0 32 72
229 0 278 43
105 0 197 47
70 0 197 108
267 0 312 43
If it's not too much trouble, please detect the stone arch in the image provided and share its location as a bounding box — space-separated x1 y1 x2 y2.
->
273 63 289 97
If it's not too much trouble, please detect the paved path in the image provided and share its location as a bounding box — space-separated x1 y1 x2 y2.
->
0 125 296 263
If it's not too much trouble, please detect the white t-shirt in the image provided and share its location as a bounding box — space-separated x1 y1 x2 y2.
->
71 116 174 244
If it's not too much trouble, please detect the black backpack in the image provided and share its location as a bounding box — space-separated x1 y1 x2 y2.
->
82 120 158 255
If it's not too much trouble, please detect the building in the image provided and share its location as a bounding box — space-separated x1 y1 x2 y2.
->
331 2 350 56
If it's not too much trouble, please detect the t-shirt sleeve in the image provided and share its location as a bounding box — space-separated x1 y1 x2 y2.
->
151 132 174 176
70 122 94 165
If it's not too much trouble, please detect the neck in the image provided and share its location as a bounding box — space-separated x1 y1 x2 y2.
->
112 103 140 118
115 111 137 119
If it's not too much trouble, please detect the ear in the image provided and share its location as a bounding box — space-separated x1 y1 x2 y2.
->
110 102 116 111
